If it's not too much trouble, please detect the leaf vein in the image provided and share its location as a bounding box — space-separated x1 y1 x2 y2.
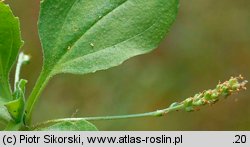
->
68 0 129 51
60 19 159 67
53 0 130 68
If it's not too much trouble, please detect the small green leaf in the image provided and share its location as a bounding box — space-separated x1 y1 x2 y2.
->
0 79 27 126
38 0 179 76
0 2 23 100
36 120 98 131
5 79 27 123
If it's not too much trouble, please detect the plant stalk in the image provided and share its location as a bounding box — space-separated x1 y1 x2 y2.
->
32 104 185 129
25 69 51 125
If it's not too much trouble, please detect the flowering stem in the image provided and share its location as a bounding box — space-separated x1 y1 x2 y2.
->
32 76 247 130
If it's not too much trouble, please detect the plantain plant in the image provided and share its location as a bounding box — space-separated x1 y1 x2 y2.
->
0 0 247 131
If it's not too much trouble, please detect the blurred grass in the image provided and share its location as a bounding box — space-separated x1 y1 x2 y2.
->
4 0 250 130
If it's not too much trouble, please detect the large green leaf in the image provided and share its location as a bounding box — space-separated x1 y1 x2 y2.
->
0 2 23 100
36 120 98 131
39 0 179 76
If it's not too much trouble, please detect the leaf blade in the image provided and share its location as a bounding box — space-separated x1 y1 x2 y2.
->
39 0 179 76
0 2 23 100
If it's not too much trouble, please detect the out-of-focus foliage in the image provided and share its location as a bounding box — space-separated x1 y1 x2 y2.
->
3 0 250 130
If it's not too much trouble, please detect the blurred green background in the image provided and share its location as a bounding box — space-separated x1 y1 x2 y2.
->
4 0 250 130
